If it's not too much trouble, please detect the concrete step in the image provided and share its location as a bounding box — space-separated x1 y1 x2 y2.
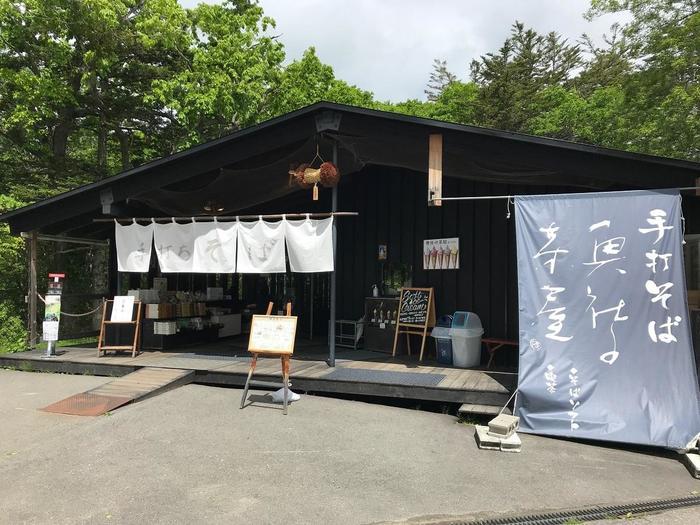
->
459 403 511 417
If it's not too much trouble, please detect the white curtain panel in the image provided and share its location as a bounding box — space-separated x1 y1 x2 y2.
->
284 217 334 272
192 220 237 273
153 221 195 273
115 220 154 273
236 219 287 273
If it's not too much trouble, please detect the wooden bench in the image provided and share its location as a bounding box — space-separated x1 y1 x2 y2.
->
482 338 518 369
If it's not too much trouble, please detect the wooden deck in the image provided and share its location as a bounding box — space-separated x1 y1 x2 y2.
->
0 339 517 411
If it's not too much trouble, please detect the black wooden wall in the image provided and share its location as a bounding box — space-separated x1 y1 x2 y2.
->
333 165 518 340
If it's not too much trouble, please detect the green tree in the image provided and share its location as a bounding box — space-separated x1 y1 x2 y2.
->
0 194 27 352
269 47 374 116
148 0 285 146
425 59 457 101
588 0 700 160
470 22 582 131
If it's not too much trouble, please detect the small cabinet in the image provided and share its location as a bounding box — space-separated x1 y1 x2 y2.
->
363 297 399 353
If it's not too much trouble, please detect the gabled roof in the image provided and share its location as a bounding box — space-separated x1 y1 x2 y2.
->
2 101 699 235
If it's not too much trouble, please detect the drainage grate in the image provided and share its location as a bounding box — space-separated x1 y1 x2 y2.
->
442 495 700 525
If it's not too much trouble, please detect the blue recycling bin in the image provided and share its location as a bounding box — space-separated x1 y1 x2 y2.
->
431 315 454 365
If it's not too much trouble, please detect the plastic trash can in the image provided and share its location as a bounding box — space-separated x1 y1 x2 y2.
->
430 315 454 365
450 312 484 368
431 326 453 365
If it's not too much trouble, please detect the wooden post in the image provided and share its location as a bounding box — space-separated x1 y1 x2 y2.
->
27 231 38 350
428 134 442 206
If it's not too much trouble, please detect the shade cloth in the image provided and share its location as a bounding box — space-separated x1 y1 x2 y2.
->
514 189 700 450
192 220 237 273
153 221 195 273
284 217 334 272
115 220 154 273
236 219 286 273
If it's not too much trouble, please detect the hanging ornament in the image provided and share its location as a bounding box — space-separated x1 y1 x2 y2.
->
288 145 341 200
319 161 340 188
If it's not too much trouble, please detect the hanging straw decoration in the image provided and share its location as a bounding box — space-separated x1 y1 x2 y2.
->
289 145 340 200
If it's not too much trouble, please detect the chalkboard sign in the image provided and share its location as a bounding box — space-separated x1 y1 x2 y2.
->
392 287 436 361
398 289 431 325
248 315 297 355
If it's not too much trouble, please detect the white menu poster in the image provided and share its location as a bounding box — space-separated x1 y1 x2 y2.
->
248 315 297 354
423 238 459 270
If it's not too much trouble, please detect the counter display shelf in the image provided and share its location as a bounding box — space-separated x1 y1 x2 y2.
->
363 296 399 353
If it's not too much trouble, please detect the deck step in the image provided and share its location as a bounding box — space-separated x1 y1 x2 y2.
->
459 403 512 417
41 367 194 416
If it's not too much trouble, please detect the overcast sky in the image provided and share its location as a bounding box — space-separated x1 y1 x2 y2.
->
178 0 627 102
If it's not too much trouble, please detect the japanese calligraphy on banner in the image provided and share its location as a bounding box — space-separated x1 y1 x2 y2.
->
515 190 700 450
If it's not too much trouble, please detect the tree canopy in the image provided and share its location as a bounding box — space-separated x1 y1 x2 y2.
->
0 0 698 350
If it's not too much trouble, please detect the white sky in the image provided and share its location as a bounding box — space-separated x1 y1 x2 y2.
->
178 0 627 102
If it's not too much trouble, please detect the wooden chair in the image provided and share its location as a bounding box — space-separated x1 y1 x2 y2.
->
240 301 293 415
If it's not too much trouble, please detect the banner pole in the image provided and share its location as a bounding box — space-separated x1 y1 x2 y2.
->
327 141 338 367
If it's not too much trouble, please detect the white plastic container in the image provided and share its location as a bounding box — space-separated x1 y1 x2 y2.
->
450 312 484 368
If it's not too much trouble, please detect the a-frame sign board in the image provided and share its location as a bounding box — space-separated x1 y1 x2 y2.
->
97 298 142 358
391 287 436 362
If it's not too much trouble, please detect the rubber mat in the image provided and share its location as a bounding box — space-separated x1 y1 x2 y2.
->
322 368 445 387
41 392 131 416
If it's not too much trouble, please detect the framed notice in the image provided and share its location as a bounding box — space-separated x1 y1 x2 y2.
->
111 295 135 322
423 238 459 270
42 321 59 342
248 315 298 355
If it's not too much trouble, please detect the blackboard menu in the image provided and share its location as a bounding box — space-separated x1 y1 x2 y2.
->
398 288 430 325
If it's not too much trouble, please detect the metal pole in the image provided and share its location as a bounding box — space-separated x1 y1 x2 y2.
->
28 231 38 350
429 186 700 204
94 212 358 224
309 274 314 341
327 142 338 367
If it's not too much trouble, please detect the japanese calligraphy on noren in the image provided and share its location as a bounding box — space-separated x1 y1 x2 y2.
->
515 190 700 449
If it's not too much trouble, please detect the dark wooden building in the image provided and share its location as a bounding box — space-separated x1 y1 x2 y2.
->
3 102 700 347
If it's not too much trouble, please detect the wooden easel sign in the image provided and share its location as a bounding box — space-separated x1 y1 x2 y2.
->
241 309 298 415
248 315 298 355
391 287 436 362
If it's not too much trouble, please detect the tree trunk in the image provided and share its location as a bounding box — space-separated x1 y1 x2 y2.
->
117 129 130 170
52 115 73 160
97 118 107 170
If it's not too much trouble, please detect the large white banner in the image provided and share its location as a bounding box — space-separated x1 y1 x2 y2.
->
115 220 154 273
284 217 334 272
153 221 195 273
237 219 287 273
192 220 237 273
515 190 700 450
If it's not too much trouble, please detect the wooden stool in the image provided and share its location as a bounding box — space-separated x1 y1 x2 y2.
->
240 302 294 415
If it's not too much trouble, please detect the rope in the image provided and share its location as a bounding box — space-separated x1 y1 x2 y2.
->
36 293 105 317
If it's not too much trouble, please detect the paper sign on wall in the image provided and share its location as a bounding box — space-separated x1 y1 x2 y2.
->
423 238 459 270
